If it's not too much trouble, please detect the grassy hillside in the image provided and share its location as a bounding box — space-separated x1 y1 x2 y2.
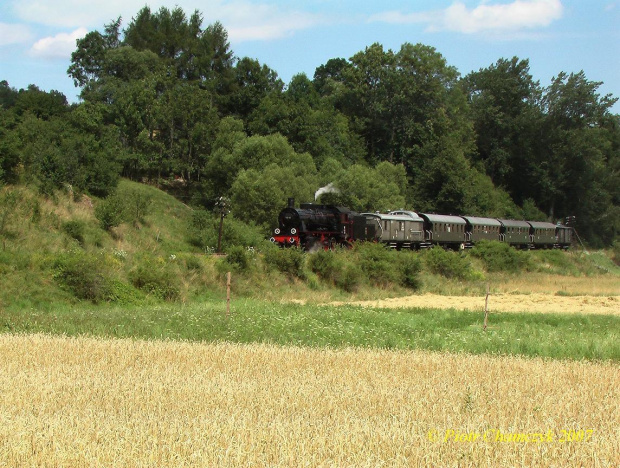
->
1 180 618 314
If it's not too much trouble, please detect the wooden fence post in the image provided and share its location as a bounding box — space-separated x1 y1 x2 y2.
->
483 282 490 330
226 271 231 318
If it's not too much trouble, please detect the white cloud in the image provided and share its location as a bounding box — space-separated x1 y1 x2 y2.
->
12 0 134 28
29 27 88 59
370 0 564 34
0 23 34 46
10 0 324 43
221 2 324 41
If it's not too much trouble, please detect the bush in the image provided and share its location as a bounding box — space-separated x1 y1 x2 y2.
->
222 245 251 272
61 219 86 246
121 187 152 225
307 249 363 292
264 247 306 279
470 240 530 272
188 209 272 252
95 194 125 230
53 252 114 302
398 252 422 289
308 249 340 282
356 242 400 286
128 257 180 301
335 263 363 292
423 247 473 280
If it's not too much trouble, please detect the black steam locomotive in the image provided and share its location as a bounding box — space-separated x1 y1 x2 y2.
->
270 198 573 250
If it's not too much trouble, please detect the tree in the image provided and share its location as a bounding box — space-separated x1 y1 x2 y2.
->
537 71 619 245
321 162 406 212
464 57 543 199
230 163 317 229
224 57 283 122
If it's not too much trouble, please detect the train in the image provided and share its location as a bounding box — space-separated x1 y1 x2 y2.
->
270 198 573 251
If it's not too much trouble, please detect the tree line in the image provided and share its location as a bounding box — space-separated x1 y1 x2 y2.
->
1 6 618 246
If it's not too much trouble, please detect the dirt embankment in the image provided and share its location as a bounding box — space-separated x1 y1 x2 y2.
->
334 293 619 315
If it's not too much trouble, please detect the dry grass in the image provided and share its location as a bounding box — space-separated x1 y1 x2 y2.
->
337 293 620 315
490 273 620 296
1 334 618 467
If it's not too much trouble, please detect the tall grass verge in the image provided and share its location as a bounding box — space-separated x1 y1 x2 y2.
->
1 300 617 361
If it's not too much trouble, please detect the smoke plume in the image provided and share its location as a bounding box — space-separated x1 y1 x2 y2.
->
315 183 340 201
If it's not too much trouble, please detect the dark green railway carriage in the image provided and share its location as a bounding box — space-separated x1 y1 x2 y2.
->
555 225 573 249
527 221 557 248
362 212 425 248
498 219 531 247
418 213 467 248
461 216 502 243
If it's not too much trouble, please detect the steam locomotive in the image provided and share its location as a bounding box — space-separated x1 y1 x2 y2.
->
270 198 573 250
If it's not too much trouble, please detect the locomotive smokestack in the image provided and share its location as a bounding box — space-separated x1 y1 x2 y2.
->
288 198 295 208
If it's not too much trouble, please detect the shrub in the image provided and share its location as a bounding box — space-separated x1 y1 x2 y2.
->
184 255 202 272
398 252 422 289
53 252 114 302
122 188 152 225
264 247 306 279
308 250 340 283
95 194 125 231
222 245 251 273
187 209 271 252
356 242 400 286
470 240 530 272
61 219 86 246
613 241 620 266
335 263 363 292
423 247 473 280
128 257 180 301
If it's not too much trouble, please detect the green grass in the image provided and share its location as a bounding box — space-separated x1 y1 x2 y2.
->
1 300 617 361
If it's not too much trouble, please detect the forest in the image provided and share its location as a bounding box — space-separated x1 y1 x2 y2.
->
1 6 618 246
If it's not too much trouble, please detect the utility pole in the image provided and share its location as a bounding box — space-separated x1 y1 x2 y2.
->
215 197 230 254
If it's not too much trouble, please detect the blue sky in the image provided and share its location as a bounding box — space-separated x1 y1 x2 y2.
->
1 0 619 111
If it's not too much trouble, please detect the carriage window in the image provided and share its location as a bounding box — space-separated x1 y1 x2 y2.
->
399 222 404 230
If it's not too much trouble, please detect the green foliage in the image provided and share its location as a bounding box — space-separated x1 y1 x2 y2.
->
0 189 18 237
470 240 530 272
187 209 270 252
397 251 422 289
61 219 87 246
532 250 580 275
95 193 126 230
1 6 618 248
128 256 180 301
355 242 401 286
423 248 475 280
120 185 152 225
324 163 406 212
221 245 252 273
264 247 306 279
307 249 363 292
2 299 617 361
53 252 115 303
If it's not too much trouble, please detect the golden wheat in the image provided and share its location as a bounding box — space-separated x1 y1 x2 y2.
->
0 334 617 467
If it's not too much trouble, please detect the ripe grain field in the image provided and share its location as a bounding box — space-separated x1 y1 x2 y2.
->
1 334 618 467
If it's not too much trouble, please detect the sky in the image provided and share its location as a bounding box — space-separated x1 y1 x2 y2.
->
1 0 619 112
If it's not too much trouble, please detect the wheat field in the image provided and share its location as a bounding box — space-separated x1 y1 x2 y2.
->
0 334 617 467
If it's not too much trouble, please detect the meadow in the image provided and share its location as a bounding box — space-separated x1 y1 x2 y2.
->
1 297 618 361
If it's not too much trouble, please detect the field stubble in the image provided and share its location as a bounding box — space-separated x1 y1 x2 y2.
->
1 334 618 467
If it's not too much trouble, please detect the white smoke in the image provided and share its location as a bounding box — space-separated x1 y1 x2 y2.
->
314 183 340 201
